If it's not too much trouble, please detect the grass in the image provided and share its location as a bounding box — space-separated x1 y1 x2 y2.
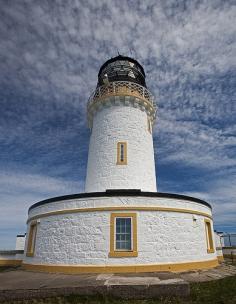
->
0 266 20 272
189 275 236 304
1 275 236 304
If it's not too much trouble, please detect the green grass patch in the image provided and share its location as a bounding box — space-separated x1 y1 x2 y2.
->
0 266 18 272
189 275 236 304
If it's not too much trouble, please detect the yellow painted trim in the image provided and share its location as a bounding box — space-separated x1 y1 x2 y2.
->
26 221 37 257
109 213 137 258
204 219 215 254
0 259 22 266
89 91 155 113
207 249 215 254
22 259 219 274
217 255 224 262
116 142 127 165
27 206 212 224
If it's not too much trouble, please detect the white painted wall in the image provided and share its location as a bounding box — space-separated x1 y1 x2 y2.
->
85 100 157 192
214 232 223 257
24 196 216 266
15 235 26 250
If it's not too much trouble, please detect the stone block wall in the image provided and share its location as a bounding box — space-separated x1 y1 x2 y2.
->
24 196 217 267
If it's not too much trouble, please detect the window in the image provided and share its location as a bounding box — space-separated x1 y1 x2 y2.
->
116 218 132 250
26 222 37 257
204 219 215 253
109 213 137 257
117 142 127 165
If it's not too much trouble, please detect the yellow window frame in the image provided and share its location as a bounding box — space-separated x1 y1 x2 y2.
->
116 142 127 165
26 221 37 257
109 213 138 258
204 219 215 253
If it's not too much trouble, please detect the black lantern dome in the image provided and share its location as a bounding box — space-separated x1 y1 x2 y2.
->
97 55 146 88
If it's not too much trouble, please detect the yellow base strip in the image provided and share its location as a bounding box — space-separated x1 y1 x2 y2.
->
0 259 22 266
23 259 218 274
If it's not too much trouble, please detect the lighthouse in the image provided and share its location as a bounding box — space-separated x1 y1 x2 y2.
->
85 55 157 192
22 56 219 273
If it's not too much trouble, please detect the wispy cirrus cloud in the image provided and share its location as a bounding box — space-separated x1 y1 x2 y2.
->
0 0 235 248
155 117 236 169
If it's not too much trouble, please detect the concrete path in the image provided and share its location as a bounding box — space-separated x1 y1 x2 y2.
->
0 263 235 301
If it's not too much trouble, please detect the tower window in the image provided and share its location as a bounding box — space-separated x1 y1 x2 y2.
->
204 219 215 253
116 217 132 250
26 221 37 257
109 213 138 257
117 142 127 165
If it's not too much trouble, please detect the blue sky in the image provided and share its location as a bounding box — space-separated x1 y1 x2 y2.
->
0 0 235 249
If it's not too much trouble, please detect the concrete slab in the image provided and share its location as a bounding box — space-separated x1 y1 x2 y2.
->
96 273 113 281
105 276 161 285
205 273 223 279
179 263 236 282
157 278 185 284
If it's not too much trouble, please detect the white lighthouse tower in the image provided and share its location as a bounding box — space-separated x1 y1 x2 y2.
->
85 56 157 192
22 56 219 274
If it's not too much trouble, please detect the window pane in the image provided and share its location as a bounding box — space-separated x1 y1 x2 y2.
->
116 218 121 225
126 224 131 233
125 234 131 241
117 142 127 165
120 144 124 161
126 239 131 249
121 225 126 233
121 234 126 241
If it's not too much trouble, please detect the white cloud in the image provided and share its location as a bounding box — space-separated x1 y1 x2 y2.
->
0 0 235 98
0 171 83 196
154 115 236 171
0 0 235 247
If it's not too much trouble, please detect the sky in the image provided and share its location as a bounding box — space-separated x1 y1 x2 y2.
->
0 0 235 249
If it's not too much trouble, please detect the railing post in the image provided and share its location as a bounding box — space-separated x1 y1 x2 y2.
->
98 87 101 98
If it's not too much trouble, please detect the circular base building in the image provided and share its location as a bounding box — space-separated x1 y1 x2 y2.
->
23 56 218 273
23 190 218 273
